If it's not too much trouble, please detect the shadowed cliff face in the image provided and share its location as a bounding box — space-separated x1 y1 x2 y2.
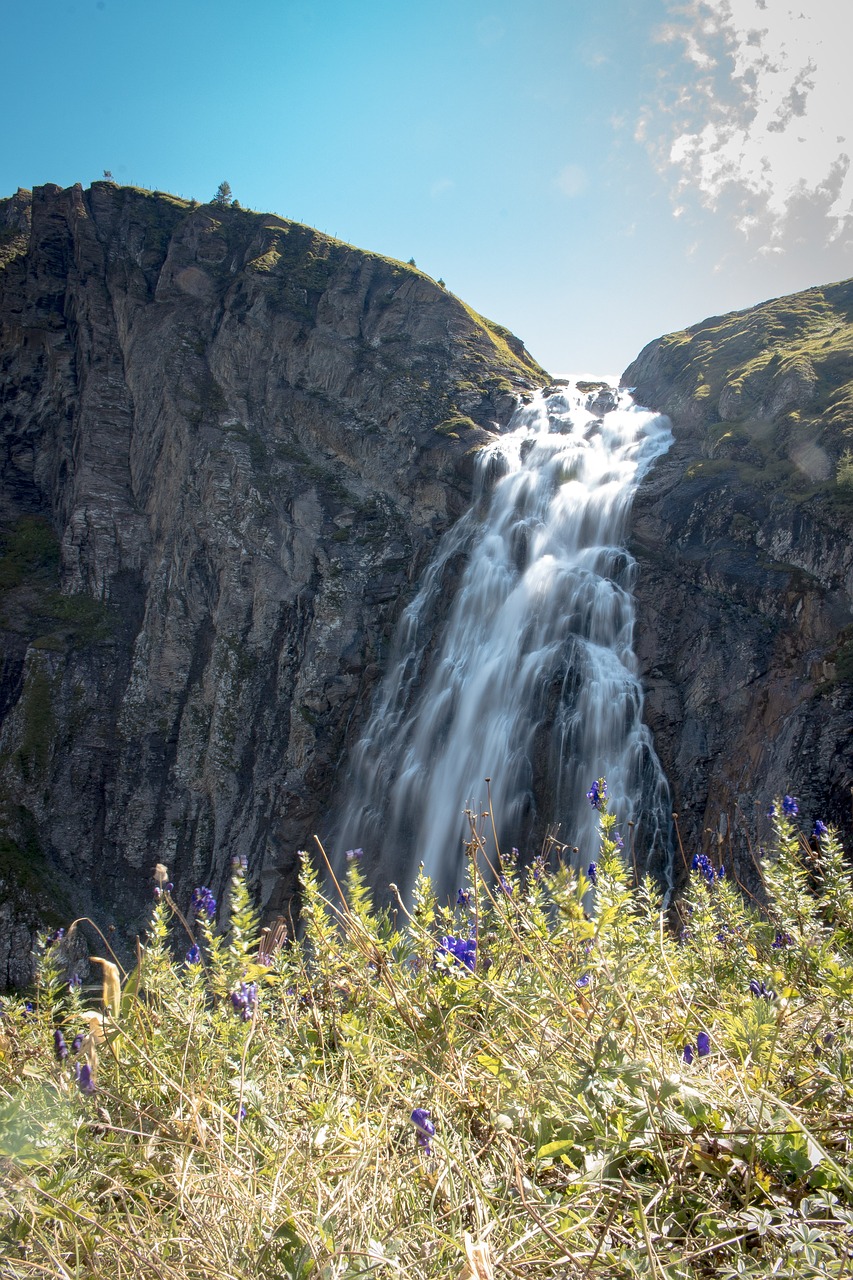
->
0 181 546 985
623 282 853 876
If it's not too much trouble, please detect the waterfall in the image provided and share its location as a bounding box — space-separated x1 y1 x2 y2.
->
331 379 674 900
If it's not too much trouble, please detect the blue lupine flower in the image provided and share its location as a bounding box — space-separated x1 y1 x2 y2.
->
345 847 363 862
191 886 217 919
696 1031 711 1057
410 1108 436 1153
438 935 477 971
587 862 597 885
782 795 799 817
71 1033 84 1054
230 982 258 1022
456 888 471 907
586 778 607 810
499 876 513 897
75 1062 96 1095
46 928 65 947
237 1103 247 1121
749 979 776 1001
186 944 201 965
576 974 591 989
772 931 793 950
812 820 828 839
682 1043 694 1065
767 803 777 819
691 853 716 886
54 1029 68 1062
614 832 624 850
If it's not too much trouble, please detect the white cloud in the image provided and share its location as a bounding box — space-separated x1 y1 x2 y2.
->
650 0 853 249
554 164 588 198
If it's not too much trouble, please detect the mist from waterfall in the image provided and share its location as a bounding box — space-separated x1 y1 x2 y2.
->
331 380 674 900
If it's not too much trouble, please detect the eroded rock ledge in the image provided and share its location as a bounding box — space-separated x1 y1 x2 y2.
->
0 181 546 984
624 282 853 874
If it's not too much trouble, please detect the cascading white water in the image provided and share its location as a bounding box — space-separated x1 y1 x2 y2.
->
331 380 674 899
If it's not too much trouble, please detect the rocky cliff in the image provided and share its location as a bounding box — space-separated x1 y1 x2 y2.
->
623 281 853 874
0 181 546 986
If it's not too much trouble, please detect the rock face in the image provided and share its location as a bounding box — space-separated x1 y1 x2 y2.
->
623 282 853 874
0 181 546 986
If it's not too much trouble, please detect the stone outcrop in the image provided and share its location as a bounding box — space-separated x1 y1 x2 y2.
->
623 281 853 874
0 181 546 985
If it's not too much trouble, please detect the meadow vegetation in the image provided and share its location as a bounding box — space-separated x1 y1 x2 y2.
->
0 791 852 1279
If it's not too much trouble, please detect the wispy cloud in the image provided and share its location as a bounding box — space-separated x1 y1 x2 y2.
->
554 164 588 199
648 0 852 250
430 177 454 199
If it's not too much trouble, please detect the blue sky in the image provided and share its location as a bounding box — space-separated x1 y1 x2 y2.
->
3 0 851 374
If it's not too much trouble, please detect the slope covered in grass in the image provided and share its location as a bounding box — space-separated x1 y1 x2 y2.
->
1 796 852 1278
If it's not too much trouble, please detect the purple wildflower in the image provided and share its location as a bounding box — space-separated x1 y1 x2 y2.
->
767 802 777 819
812 820 828 839
614 831 624 850
499 875 513 897
45 928 65 947
75 1062 96 1095
587 862 597 885
782 795 799 817
576 974 591 989
586 778 607 810
186 943 201 966
438 935 477 972
53 1029 68 1062
68 974 82 991
230 982 258 1022
682 1043 694 1065
749 978 776 1001
456 888 471 907
772 931 793 950
71 1033 84 1054
696 1031 711 1057
410 1108 436 1154
191 886 217 919
345 848 363 862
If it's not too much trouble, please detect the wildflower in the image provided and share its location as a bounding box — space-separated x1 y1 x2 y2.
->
576 974 591 989
772 931 793 949
782 795 799 817
53 1029 68 1062
438 935 477 972
230 982 258 1022
614 832 624 850
45 928 65 947
499 875 513 897
812 820 828 839
587 862 597 885
586 778 607 810
691 853 717 887
767 803 777 819
345 848 363 862
749 978 776 1001
456 888 471 907
68 974 82 991
696 1031 711 1057
232 854 248 870
237 1103 247 1121
75 1062 96 1095
71 1033 84 1054
191 886 217 919
410 1108 436 1154
682 1043 694 1065
186 943 201 966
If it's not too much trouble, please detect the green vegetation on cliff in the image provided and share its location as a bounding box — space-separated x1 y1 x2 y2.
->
625 278 853 508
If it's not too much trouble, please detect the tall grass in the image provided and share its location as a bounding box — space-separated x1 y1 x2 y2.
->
1 791 852 1278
